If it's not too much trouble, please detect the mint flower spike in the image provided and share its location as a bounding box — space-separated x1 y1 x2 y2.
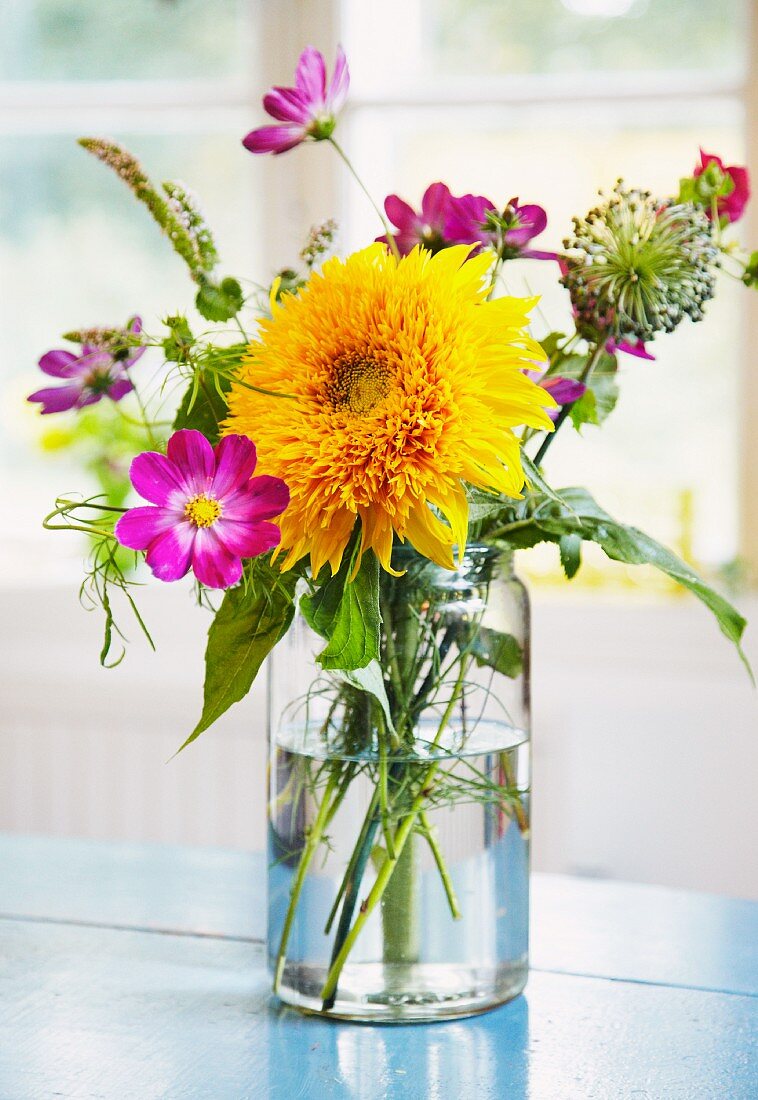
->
78 137 242 323
561 180 719 344
162 180 219 274
78 138 209 281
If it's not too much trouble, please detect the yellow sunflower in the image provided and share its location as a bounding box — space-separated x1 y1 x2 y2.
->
224 243 555 575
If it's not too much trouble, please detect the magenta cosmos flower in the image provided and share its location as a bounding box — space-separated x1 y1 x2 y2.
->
115 430 289 589
378 182 452 255
445 193 553 258
28 317 144 415
242 46 349 155
526 370 586 421
695 149 750 224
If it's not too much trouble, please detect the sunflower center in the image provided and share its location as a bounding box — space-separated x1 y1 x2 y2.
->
325 354 392 416
185 494 222 528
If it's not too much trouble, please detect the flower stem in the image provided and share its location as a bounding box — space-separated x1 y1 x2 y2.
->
319 657 470 1008
419 810 461 920
532 340 605 467
272 769 341 994
327 137 402 263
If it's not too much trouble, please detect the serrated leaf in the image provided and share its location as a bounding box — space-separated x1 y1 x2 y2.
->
300 548 380 671
172 374 230 445
179 568 298 751
469 626 523 678
559 533 582 579
195 277 244 322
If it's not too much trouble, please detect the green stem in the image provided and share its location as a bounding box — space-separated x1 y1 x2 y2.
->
319 657 470 1007
323 786 380 936
419 809 461 920
328 137 402 263
532 340 605 467
378 722 396 860
273 769 340 994
130 384 160 449
381 831 420 964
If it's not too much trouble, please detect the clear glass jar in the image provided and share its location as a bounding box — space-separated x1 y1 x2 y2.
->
267 546 530 1022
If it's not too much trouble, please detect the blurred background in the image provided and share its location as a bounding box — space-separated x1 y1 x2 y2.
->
1 0 756 897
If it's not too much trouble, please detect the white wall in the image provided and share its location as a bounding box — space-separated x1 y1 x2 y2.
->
1 581 756 898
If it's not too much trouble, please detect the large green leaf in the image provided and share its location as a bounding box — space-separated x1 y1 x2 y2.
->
300 548 381 671
179 567 298 751
528 486 749 665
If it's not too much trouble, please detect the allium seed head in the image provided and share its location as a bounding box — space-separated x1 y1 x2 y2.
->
561 182 718 343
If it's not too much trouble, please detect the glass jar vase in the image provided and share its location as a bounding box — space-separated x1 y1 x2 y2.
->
267 545 530 1022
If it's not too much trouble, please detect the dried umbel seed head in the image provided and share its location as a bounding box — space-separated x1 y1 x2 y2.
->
561 181 719 344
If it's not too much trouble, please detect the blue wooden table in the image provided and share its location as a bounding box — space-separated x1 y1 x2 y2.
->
0 836 756 1099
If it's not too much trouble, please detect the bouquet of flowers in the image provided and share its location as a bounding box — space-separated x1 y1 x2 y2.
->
32 46 752 1018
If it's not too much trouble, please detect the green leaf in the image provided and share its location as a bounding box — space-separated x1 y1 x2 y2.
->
334 660 396 737
469 626 523 678
559 533 582 579
569 388 597 430
535 487 749 666
172 374 230 445
742 251 758 289
300 549 380 671
195 277 244 322
180 567 298 751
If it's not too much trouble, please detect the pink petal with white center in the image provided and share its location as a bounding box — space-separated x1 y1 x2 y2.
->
130 451 188 506
167 429 215 495
242 125 306 155
327 46 350 111
211 434 258 498
38 350 78 378
145 523 196 582
215 518 281 559
191 528 242 589
264 87 311 124
115 506 175 551
295 46 327 106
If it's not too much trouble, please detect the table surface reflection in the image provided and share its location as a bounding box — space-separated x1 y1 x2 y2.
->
0 835 756 1099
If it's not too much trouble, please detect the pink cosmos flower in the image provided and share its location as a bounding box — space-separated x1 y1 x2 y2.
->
695 149 750 224
28 317 144 415
115 430 289 589
526 370 586 421
445 192 553 258
443 192 498 253
379 182 452 256
242 46 349 155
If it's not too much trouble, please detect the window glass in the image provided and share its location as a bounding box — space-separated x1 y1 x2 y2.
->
0 0 252 82
346 0 749 88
